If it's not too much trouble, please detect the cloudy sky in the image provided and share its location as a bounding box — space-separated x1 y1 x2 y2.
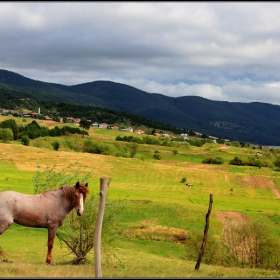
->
1 2 280 105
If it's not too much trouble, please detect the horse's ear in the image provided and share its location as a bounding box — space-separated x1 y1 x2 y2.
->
75 182 79 189
85 183 88 188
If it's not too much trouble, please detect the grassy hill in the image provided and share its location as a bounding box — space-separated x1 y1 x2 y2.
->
0 115 280 277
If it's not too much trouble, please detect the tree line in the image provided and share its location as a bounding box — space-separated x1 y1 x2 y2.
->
0 90 194 136
0 119 88 144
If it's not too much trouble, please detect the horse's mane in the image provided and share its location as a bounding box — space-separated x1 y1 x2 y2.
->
60 183 90 199
60 185 75 199
78 184 90 198
40 183 89 200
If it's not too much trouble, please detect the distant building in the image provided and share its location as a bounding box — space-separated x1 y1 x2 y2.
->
121 127 133 132
181 133 189 140
99 123 108 128
92 122 99 127
44 115 52 120
135 129 145 134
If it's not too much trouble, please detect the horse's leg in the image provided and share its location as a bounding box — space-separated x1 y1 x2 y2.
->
0 216 13 235
46 227 57 265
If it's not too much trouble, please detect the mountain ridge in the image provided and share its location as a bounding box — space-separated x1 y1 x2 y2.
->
0 69 280 145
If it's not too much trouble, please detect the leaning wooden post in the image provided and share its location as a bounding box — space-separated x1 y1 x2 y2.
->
195 193 213 270
94 177 111 278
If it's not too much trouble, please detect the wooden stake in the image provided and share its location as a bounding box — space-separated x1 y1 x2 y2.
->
195 193 213 270
94 177 111 278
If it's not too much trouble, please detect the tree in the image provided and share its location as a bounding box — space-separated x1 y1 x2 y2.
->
79 117 90 138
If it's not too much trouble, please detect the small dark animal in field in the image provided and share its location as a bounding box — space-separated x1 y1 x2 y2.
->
0 182 89 265
186 183 193 188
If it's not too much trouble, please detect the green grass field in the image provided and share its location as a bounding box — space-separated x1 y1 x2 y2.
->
0 117 280 277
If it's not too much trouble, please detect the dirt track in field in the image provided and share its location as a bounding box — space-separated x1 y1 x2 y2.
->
217 211 247 226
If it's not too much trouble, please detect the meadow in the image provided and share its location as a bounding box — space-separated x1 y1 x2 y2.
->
0 116 280 277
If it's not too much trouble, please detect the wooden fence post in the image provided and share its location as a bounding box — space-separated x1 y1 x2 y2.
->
195 193 213 270
94 177 111 278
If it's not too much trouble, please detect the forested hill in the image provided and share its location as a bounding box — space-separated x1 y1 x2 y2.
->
1 69 280 145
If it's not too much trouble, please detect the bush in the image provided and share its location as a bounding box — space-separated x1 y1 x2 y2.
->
0 128 14 142
202 157 224 164
274 157 280 170
181 177 187 183
0 119 19 140
153 150 162 160
229 156 244 165
21 135 30 146
52 141 60 151
185 229 223 265
221 219 280 269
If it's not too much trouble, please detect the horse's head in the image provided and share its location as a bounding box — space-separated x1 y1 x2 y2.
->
73 181 89 216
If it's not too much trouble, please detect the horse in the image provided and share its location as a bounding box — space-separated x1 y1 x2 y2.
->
0 181 89 265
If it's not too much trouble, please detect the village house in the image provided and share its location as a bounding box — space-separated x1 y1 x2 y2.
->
120 127 133 132
91 122 99 127
66 117 76 122
10 109 21 116
73 119 80 125
44 115 52 120
99 122 108 128
181 133 189 140
135 129 145 134
30 112 40 118
0 108 10 115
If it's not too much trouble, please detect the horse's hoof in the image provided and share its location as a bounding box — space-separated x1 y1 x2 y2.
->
46 261 56 266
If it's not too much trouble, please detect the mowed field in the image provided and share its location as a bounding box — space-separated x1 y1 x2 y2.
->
0 116 280 277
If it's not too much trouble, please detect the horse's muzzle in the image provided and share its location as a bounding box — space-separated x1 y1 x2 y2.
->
77 209 83 216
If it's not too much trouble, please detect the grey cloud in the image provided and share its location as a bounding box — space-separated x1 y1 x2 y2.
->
0 2 280 105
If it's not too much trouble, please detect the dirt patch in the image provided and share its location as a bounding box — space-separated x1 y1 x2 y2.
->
234 175 280 199
160 160 180 165
247 176 275 188
217 211 247 226
218 146 231 151
181 163 212 170
218 166 229 172
272 188 280 198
